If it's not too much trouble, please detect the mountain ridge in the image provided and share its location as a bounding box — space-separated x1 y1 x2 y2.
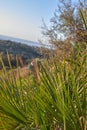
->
0 39 42 58
0 34 51 48
0 34 42 47
0 39 43 68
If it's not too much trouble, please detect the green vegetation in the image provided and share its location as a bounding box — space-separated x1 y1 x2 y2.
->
0 48 87 130
0 1 87 130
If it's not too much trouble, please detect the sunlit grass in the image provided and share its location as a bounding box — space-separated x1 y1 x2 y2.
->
0 49 87 130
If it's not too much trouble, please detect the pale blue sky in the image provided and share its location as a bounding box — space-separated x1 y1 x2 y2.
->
0 0 58 42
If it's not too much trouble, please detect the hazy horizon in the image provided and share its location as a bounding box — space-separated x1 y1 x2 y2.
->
0 0 58 42
0 34 54 49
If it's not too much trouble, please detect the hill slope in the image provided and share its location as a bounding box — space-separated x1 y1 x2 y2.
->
0 40 42 59
0 40 42 68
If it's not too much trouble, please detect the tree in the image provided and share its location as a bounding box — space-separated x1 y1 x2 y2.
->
42 0 87 46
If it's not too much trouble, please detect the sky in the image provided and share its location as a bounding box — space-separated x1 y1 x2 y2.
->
0 0 58 42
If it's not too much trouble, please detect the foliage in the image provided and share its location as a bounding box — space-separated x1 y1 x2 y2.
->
42 0 87 46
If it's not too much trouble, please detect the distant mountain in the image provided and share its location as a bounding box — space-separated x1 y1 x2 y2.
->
0 39 42 59
0 39 44 69
0 35 52 68
0 35 51 48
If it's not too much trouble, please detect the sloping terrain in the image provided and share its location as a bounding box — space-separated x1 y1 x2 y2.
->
0 40 43 68
0 40 42 59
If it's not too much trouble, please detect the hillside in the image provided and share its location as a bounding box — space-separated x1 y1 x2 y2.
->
0 40 42 58
0 40 43 68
